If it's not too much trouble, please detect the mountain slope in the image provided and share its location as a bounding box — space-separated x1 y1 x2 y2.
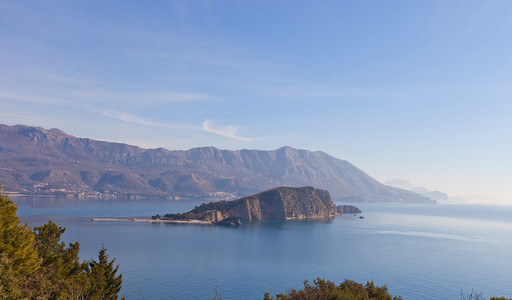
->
0 124 433 203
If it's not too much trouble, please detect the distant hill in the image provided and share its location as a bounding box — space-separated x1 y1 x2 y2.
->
0 124 434 203
384 179 465 203
383 179 416 191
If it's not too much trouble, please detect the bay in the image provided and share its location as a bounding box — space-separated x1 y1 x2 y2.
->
11 196 512 299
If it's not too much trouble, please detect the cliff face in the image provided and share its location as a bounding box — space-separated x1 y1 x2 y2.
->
165 186 355 222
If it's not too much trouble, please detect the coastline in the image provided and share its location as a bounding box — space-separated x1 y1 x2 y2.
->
91 218 213 225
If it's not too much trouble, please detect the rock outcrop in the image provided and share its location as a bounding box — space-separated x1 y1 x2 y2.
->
336 205 362 214
162 186 361 224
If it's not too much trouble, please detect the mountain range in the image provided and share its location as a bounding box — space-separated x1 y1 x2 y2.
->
0 124 434 203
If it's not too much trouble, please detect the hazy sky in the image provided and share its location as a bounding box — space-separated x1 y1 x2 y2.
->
1 1 511 203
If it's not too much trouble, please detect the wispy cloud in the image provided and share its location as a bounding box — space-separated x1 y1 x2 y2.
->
112 25 282 72
0 90 69 105
68 90 210 106
101 110 197 129
202 120 252 141
101 110 253 142
0 110 42 125
153 91 210 102
243 80 512 102
242 82 410 100
0 85 209 107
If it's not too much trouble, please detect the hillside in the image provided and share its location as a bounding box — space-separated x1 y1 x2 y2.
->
0 124 433 203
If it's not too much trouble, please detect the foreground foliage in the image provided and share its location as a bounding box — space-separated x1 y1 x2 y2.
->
263 279 512 300
0 188 123 299
461 290 511 300
264 278 402 300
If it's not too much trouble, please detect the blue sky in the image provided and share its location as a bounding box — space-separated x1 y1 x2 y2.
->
1 1 512 202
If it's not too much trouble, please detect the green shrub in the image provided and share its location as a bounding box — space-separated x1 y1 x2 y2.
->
264 278 402 300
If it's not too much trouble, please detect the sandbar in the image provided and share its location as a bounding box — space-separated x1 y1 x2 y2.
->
90 218 212 225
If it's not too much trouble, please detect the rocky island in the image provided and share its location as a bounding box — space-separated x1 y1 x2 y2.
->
155 186 361 227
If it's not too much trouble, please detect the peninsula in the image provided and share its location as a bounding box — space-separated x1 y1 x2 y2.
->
155 186 361 226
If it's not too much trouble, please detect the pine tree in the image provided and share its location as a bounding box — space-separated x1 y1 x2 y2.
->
0 190 40 277
33 220 89 298
0 187 124 299
87 245 123 300
0 252 22 300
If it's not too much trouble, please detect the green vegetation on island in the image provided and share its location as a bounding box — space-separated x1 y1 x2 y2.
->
0 187 123 299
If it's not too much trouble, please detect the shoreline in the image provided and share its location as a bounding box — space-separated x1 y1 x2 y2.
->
90 218 213 225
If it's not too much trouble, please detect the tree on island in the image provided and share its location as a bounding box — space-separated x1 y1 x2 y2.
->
0 186 124 299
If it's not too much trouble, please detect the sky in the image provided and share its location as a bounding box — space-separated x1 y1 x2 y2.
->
1 1 512 203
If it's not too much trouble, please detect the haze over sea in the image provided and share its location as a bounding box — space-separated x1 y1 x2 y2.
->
13 196 512 299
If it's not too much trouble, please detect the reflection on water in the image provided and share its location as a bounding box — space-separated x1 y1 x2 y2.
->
9 195 103 208
10 195 188 208
246 217 337 227
11 195 207 218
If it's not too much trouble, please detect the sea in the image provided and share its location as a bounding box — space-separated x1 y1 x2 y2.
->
11 196 512 300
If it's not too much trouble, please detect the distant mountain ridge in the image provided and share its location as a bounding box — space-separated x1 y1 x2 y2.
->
384 179 465 204
0 124 434 203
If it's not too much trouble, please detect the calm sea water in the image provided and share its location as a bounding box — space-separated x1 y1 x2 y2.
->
12 196 512 299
